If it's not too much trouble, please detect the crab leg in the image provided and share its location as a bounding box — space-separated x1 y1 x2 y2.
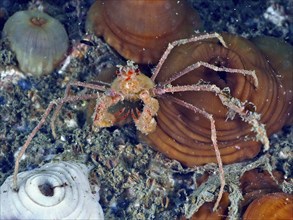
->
13 93 100 190
154 83 269 210
154 84 269 150
151 33 227 81
163 95 225 211
50 81 108 138
13 81 110 189
161 61 258 88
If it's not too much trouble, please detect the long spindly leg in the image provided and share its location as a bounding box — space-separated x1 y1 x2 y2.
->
50 81 109 138
153 83 270 210
154 84 269 150
12 86 104 190
160 61 258 89
164 95 225 211
151 32 228 81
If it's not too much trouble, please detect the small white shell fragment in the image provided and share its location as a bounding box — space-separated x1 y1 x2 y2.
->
0 162 104 220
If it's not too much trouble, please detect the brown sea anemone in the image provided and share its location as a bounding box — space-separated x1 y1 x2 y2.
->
243 193 293 220
140 33 293 166
186 192 230 220
2 10 69 76
252 36 293 124
86 0 202 64
239 169 284 210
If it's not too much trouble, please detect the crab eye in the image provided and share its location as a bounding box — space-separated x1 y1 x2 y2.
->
80 39 95 46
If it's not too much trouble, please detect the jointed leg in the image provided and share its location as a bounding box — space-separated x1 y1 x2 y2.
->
166 95 225 211
216 92 270 150
155 83 270 210
151 33 227 81
154 84 269 149
13 93 100 191
50 81 109 138
160 61 258 89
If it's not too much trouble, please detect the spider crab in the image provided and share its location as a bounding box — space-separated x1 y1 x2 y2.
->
12 33 269 210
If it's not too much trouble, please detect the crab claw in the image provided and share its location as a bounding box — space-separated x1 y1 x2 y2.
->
133 90 160 134
91 93 123 131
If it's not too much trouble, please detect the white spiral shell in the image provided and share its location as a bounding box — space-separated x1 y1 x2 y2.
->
0 162 104 220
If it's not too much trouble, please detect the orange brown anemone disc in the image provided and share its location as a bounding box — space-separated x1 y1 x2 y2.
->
140 33 293 166
252 36 293 124
243 192 293 220
187 192 230 220
239 169 284 211
86 0 202 64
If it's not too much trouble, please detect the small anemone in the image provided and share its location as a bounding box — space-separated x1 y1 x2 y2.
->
3 10 69 76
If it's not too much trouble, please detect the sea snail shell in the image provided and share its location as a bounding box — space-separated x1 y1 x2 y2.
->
0 162 104 220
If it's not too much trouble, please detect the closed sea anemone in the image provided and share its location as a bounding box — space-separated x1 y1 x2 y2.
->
86 0 202 64
141 33 293 166
2 10 69 76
